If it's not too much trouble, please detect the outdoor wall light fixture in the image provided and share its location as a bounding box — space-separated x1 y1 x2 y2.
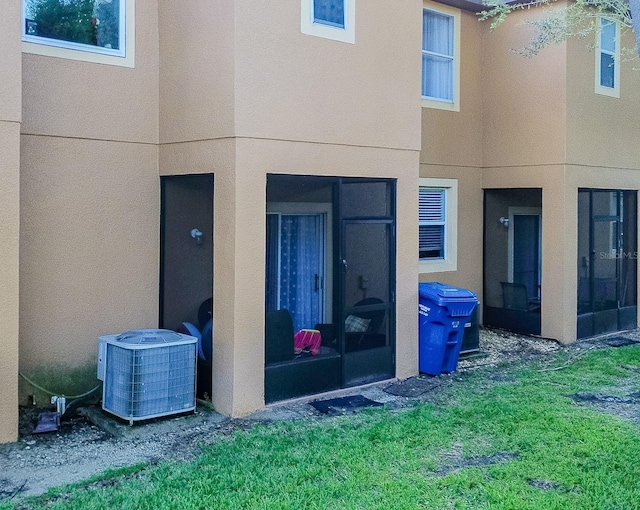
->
190 228 203 244
499 217 509 228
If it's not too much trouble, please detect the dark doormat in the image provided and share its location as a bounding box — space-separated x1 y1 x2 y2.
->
602 337 639 348
310 395 383 415
384 377 441 398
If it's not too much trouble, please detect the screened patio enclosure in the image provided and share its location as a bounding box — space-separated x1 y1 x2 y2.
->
265 175 396 403
483 189 542 336
577 189 637 339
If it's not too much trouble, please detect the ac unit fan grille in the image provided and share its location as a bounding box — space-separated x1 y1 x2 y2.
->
103 342 196 421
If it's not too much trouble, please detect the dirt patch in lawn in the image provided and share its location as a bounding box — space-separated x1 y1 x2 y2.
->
569 389 640 427
434 441 520 477
1 327 638 502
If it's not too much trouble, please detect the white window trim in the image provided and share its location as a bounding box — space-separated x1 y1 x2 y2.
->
301 0 355 44
419 178 457 273
595 16 620 98
22 0 135 68
422 1 460 112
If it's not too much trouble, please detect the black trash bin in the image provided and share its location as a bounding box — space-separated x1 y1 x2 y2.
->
461 306 480 355
419 282 478 376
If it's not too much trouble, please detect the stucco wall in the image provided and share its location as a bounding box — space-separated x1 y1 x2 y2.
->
0 124 20 442
478 6 640 343
0 7 21 123
19 136 160 399
0 3 21 443
234 0 422 151
421 8 484 168
233 139 420 414
419 166 483 301
483 167 573 342
481 7 567 168
19 2 160 403
419 7 484 302
21 0 159 143
160 2 422 416
472 4 593 344
163 138 419 417
566 31 640 168
158 0 235 144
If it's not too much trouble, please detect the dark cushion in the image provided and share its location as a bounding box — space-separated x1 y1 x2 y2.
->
314 323 337 348
265 310 294 364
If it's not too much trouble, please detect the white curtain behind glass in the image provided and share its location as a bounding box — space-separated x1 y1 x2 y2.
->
279 215 324 332
422 10 454 101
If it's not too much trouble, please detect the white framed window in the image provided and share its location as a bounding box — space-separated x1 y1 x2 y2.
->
301 0 355 44
419 188 445 260
22 0 135 67
422 2 460 111
312 0 345 28
419 178 457 273
595 17 620 98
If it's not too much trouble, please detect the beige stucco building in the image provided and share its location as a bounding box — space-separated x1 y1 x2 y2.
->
0 0 639 443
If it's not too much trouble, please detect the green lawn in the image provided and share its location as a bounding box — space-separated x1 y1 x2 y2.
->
8 346 640 510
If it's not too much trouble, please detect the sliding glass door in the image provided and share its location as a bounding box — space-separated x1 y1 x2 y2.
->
266 213 326 331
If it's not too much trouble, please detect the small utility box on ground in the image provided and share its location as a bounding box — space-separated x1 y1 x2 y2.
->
418 282 478 376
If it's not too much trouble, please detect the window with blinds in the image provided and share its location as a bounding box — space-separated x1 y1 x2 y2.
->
419 188 445 260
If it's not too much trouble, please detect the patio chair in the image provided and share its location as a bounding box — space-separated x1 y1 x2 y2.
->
500 282 540 312
345 297 386 351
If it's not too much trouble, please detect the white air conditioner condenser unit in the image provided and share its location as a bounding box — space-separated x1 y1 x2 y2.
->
97 329 197 424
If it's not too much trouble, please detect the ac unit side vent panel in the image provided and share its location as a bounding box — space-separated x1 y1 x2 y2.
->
100 330 197 423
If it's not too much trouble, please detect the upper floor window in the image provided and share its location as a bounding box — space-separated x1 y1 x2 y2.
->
595 17 620 98
422 3 460 111
419 178 458 273
22 0 134 67
301 0 355 44
312 0 345 29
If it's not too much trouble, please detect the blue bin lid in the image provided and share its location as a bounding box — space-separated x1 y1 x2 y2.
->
419 282 478 304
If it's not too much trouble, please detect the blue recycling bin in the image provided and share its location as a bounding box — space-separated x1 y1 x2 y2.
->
419 282 478 376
